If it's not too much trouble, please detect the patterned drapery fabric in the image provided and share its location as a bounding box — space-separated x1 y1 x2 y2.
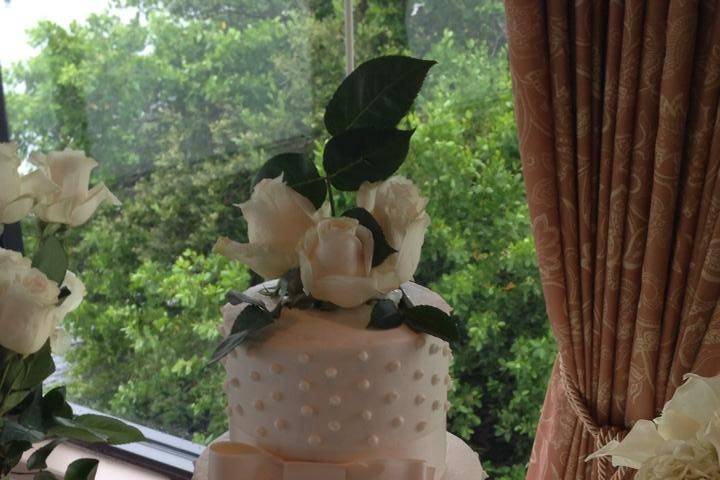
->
504 1 720 478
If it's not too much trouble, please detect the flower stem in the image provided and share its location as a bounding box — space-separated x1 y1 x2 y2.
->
326 179 336 216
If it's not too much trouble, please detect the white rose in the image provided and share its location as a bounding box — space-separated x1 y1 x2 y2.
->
357 176 430 291
588 374 720 475
214 175 329 279
0 248 85 354
636 440 720 479
30 150 120 227
298 217 379 308
0 143 56 225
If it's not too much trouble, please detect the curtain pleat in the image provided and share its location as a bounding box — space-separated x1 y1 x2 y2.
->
504 0 720 478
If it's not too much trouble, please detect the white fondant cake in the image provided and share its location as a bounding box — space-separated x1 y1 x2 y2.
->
211 282 487 480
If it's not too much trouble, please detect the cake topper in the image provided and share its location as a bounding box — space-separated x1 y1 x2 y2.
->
211 56 460 365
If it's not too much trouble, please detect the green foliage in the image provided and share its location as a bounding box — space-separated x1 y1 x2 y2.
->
67 250 249 443
6 1 555 475
0 346 143 476
397 35 556 473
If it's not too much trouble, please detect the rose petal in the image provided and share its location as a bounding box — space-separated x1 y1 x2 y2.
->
587 420 666 469
50 327 72 355
656 409 704 442
20 168 59 197
307 274 381 308
240 175 321 247
1 196 34 224
214 237 297 280
56 271 85 321
658 374 720 438
67 183 121 226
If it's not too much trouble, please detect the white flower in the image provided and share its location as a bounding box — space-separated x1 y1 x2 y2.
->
298 217 378 308
357 176 430 291
588 374 720 478
214 175 329 279
30 150 120 227
0 248 85 354
0 143 56 225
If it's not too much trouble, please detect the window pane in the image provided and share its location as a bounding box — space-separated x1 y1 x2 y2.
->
3 0 344 444
352 2 553 476
2 0 554 476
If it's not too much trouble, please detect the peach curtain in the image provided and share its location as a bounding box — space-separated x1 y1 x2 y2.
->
504 1 720 478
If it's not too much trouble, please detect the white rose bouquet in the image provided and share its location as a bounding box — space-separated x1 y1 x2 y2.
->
0 143 142 477
588 374 720 479
211 56 460 364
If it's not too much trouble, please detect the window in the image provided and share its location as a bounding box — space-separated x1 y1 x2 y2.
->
1 1 553 476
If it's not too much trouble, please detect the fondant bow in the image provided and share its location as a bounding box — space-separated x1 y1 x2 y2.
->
208 441 437 480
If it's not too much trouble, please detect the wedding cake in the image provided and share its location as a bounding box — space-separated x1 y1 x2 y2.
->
196 55 487 479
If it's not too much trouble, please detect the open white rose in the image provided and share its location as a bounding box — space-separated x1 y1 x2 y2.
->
0 143 57 226
588 374 720 477
357 176 430 291
0 248 85 354
298 217 379 308
214 174 329 279
30 149 120 227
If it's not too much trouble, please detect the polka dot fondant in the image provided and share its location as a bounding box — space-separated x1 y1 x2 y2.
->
221 283 453 466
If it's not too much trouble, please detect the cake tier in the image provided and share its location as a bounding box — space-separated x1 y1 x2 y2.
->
220 282 452 475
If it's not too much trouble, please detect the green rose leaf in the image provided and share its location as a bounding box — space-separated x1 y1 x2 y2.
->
27 438 65 470
48 414 144 444
342 208 396 266
15 342 55 390
209 305 274 365
324 55 436 135
32 236 68 285
64 458 99 480
367 299 403 330
402 305 460 344
253 153 327 209
19 389 44 431
278 268 303 298
41 386 74 420
34 472 60 480
0 419 44 444
225 291 267 310
323 128 414 191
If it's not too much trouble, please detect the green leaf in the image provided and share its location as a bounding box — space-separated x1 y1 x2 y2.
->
402 305 460 344
342 208 396 266
64 458 99 480
324 55 436 135
32 236 68 285
278 268 303 297
15 342 55 390
27 438 65 470
41 387 73 420
323 128 414 191
253 153 327 209
0 419 43 444
225 291 267 310
19 389 44 431
209 305 274 364
230 305 274 334
34 472 59 480
208 331 252 366
2 439 33 474
48 415 144 444
367 299 403 330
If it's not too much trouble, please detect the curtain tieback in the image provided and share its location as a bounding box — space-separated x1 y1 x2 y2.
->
558 355 630 480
